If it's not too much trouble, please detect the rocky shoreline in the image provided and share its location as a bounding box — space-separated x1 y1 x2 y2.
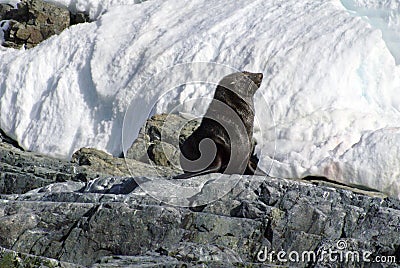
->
1 1 399 266
0 115 399 267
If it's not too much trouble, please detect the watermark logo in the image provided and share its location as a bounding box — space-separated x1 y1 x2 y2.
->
121 62 276 207
257 240 397 264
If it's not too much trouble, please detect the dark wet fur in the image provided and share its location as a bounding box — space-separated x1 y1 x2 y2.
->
174 71 263 179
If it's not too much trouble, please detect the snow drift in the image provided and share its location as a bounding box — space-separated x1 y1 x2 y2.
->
0 0 399 197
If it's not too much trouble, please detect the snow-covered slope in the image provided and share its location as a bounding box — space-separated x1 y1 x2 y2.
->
0 0 399 197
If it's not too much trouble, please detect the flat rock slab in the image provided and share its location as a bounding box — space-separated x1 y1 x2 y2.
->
0 137 399 266
0 171 399 266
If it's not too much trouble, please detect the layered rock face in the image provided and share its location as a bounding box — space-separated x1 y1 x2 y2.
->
0 115 399 267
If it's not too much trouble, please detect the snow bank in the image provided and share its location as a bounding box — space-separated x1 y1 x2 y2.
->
0 0 399 197
341 0 400 64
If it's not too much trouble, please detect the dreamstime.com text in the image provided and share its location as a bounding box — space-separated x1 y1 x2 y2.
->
257 240 397 264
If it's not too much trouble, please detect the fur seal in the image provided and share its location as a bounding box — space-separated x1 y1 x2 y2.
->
174 71 263 179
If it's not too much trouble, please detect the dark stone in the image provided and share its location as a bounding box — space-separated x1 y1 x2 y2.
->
0 129 23 150
1 0 90 49
0 4 13 20
70 12 90 25
230 201 264 219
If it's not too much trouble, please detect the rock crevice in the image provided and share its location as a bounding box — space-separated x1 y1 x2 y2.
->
0 136 399 266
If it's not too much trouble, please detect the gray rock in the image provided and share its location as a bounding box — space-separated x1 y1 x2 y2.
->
72 147 179 178
125 134 149 163
93 254 185 267
0 114 399 267
148 141 180 167
0 3 13 20
2 0 70 48
0 142 85 194
0 246 84 268
126 113 200 169
0 146 399 267
1 0 90 48
0 142 177 195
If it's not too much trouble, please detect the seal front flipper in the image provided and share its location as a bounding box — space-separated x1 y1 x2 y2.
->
244 154 267 176
173 164 222 179
174 153 223 179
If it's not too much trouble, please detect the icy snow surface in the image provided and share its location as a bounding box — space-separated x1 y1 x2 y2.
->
0 0 399 197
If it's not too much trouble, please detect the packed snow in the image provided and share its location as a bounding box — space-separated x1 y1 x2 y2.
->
341 0 400 64
0 0 399 197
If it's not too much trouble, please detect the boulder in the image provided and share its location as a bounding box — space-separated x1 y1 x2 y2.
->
126 113 201 169
0 0 90 48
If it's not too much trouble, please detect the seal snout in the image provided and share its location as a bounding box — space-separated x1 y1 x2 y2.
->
254 73 263 87
243 71 263 88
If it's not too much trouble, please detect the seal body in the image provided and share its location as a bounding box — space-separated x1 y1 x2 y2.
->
175 71 263 179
